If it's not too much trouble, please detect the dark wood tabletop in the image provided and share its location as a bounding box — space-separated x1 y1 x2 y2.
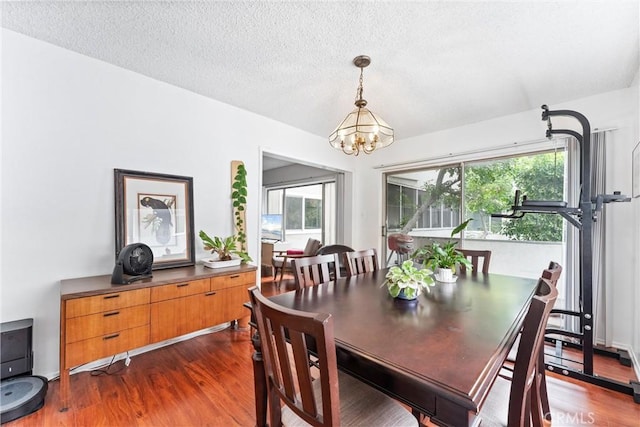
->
265 269 537 426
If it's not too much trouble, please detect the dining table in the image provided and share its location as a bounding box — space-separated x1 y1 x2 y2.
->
249 268 538 427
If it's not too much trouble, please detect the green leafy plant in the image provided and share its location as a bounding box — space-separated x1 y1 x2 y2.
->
383 260 434 299
232 163 248 252
199 231 252 263
411 219 473 273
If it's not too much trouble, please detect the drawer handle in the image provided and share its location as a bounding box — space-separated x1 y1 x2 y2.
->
103 333 120 340
104 294 120 300
229 275 240 279
176 283 190 288
103 311 120 317
204 291 217 296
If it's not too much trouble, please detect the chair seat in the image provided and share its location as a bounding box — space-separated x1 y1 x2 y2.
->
282 372 418 427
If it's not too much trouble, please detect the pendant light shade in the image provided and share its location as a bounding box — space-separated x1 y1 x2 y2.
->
329 55 394 156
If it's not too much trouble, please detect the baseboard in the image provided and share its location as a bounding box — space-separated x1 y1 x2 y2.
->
629 346 640 382
44 322 232 381
593 339 640 380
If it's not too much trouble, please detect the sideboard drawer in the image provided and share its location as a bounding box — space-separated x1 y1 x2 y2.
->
65 305 150 344
65 325 150 369
150 278 210 302
211 271 255 291
65 288 150 318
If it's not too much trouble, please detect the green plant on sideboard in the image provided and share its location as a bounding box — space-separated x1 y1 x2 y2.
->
199 231 251 263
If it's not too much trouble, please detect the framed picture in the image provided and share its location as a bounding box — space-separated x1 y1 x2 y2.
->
114 169 195 269
634 142 640 198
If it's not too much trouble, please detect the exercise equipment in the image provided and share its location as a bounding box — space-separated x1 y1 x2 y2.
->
493 105 639 401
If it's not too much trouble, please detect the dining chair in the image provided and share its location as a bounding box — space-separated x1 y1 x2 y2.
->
537 260 562 420
345 248 379 276
291 253 341 289
457 249 492 274
272 238 322 286
480 278 559 427
501 261 563 424
315 244 354 278
248 287 418 427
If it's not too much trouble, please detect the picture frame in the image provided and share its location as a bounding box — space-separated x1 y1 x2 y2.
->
633 142 640 198
114 169 195 270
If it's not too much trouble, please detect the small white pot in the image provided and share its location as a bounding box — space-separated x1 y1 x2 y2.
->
436 267 453 281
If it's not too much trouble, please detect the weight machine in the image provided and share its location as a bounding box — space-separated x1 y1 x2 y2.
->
493 105 639 401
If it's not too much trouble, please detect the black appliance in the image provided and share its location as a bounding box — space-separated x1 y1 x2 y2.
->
1 319 48 424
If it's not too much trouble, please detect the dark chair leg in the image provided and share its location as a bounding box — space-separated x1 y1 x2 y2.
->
272 265 282 289
538 350 551 421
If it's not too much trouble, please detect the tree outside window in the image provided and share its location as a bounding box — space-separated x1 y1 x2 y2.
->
465 152 565 242
305 198 322 229
285 196 303 229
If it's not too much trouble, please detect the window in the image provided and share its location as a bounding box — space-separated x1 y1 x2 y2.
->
284 193 322 231
304 198 321 229
265 183 330 247
386 184 401 229
285 196 303 229
464 152 565 242
386 166 461 236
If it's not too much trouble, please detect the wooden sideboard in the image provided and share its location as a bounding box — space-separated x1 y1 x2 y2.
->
59 264 257 410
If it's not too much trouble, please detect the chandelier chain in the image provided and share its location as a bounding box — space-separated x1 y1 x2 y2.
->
355 67 364 103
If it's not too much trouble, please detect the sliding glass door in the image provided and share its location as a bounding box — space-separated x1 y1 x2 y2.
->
384 149 568 316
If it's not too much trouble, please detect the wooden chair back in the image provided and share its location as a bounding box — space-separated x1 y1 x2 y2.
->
248 287 340 427
508 278 558 427
345 248 379 276
315 245 354 277
458 249 492 274
542 261 562 287
291 253 341 289
271 238 322 285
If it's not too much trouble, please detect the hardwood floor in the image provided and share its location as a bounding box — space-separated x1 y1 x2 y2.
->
5 275 639 426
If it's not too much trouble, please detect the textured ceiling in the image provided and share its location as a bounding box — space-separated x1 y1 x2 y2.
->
2 1 639 140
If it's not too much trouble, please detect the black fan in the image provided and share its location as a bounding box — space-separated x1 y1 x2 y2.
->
111 243 153 284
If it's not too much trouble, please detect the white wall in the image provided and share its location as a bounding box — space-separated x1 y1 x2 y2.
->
0 30 356 377
354 88 639 358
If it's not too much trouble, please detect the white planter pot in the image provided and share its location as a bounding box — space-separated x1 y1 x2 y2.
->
435 267 457 283
203 258 242 269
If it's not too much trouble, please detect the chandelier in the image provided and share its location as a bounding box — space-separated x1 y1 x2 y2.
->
329 55 394 156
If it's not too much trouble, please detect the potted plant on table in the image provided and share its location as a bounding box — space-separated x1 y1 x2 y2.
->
383 260 434 301
199 231 252 268
411 219 473 282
